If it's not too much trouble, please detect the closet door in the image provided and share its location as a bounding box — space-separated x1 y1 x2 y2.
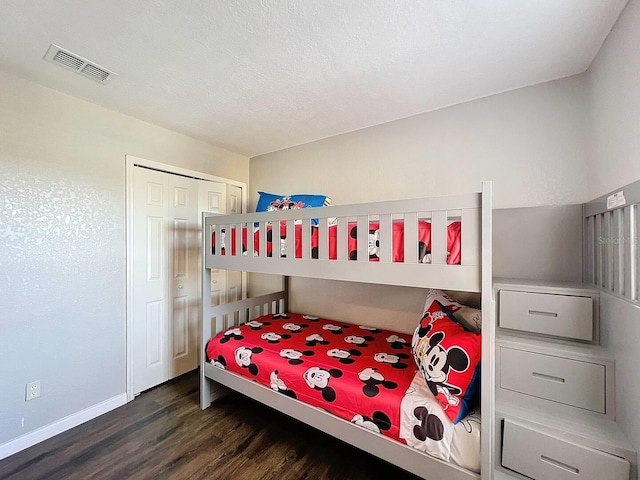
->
131 167 243 395
167 174 200 379
132 167 170 394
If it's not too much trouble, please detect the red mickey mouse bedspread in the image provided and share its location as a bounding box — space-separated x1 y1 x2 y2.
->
205 313 481 471
206 312 414 441
213 220 462 264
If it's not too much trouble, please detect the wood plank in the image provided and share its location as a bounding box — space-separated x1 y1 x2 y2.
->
379 214 392 263
461 209 480 266
336 217 348 261
0 371 421 480
430 211 446 265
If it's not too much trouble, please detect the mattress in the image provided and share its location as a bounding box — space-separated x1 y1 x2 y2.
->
205 312 480 472
213 220 462 264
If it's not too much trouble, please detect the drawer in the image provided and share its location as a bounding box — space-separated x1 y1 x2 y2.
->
499 290 593 341
502 419 630 480
500 347 606 413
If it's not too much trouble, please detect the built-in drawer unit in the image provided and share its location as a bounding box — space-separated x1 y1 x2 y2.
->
499 289 593 341
499 346 607 414
502 419 630 480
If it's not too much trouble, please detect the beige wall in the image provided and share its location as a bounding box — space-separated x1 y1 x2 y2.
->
251 74 588 210
249 75 588 329
586 0 640 199
0 70 249 449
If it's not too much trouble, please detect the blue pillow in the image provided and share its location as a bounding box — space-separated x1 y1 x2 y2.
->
255 192 331 224
455 362 481 423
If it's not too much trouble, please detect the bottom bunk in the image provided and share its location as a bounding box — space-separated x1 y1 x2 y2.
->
201 291 482 480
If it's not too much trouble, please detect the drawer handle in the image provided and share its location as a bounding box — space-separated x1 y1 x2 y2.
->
532 372 565 383
528 309 558 318
540 455 580 474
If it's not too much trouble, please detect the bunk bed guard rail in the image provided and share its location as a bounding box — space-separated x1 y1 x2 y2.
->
583 180 640 303
203 191 486 292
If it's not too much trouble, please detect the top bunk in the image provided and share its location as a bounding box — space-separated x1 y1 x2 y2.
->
203 181 492 292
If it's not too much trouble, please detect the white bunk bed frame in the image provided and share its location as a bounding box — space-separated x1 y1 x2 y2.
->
200 181 493 480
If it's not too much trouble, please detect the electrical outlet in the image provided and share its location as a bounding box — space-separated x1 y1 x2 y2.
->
26 380 40 401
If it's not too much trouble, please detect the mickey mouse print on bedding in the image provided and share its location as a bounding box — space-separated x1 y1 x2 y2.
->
205 312 480 467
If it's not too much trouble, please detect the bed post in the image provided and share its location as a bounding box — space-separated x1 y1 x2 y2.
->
201 212 212 409
282 275 290 313
480 181 494 479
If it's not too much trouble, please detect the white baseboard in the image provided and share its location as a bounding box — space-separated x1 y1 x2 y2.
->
0 393 127 461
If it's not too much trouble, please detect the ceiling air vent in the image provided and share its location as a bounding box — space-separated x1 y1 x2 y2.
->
44 44 117 84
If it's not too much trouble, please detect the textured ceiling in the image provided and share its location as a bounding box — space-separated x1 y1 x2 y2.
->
0 0 628 157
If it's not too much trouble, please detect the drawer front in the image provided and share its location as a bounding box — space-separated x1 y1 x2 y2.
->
500 347 606 413
502 420 630 480
499 290 593 341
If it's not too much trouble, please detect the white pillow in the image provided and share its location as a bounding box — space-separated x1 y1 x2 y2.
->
423 289 482 333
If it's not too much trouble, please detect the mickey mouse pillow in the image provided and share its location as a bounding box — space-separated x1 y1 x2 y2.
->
256 192 331 214
412 300 481 423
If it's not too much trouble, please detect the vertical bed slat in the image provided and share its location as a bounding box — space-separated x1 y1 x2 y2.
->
286 219 295 260
215 314 224 336
623 206 633 298
200 218 212 409
357 215 369 262
275 221 284 259
430 211 447 265
403 212 418 264
613 209 624 296
235 223 242 257
224 224 231 257
461 208 481 266
337 217 348 261
260 222 268 258
604 211 614 291
318 218 329 260
246 221 254 257
379 214 392 263
302 219 311 259
215 224 223 257
595 214 603 288
634 205 639 301
205 219 212 259
584 215 595 285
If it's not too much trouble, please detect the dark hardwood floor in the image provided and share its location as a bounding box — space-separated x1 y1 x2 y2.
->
0 370 422 480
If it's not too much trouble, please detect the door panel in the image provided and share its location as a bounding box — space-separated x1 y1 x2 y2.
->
226 270 243 303
172 296 188 357
146 216 164 280
228 184 243 214
167 174 199 378
210 270 226 306
199 181 227 214
133 167 169 394
146 300 164 366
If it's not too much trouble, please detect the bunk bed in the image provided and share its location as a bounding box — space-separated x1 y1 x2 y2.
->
200 182 493 480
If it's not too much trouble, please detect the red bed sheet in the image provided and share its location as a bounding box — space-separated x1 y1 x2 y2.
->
206 313 416 442
213 221 461 264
